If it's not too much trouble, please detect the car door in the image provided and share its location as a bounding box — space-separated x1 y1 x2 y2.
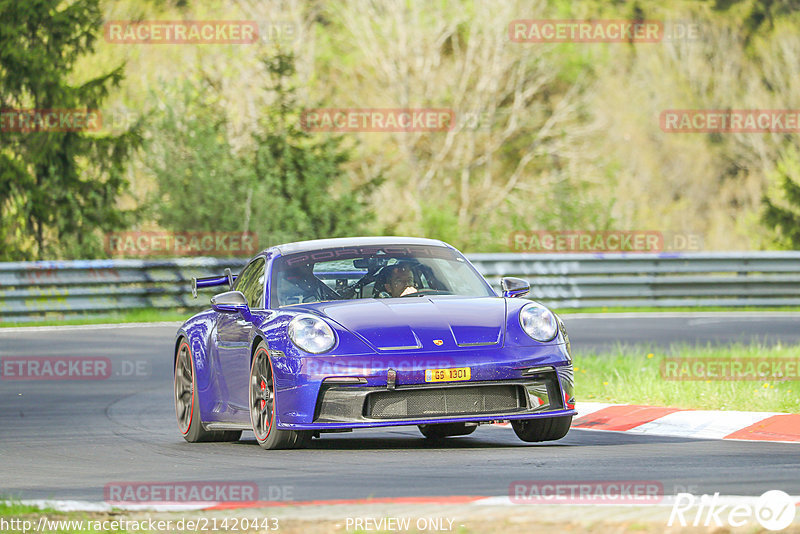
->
216 257 265 420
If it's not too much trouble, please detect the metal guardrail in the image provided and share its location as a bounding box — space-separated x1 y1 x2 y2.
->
469 252 800 308
0 258 246 321
1 252 799 322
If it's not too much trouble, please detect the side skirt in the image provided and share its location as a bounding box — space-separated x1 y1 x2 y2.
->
204 422 251 431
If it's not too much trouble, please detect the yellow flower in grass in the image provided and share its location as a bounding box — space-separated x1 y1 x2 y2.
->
647 353 654 359
603 381 609 386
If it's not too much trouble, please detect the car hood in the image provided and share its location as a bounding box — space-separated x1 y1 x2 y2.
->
302 297 506 351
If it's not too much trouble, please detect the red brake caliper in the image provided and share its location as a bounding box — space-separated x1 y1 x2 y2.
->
260 380 266 410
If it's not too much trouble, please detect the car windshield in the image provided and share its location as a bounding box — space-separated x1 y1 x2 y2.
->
270 244 494 307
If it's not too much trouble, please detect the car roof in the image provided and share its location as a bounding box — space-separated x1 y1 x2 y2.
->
265 236 451 256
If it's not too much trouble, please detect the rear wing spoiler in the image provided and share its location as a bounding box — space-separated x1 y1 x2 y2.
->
191 268 237 298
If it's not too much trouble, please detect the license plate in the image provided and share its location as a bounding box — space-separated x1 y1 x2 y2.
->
424 367 471 382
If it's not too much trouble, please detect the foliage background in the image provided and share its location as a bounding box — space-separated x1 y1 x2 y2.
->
2 0 800 259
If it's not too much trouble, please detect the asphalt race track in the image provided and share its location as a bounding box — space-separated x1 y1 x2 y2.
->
1 314 799 503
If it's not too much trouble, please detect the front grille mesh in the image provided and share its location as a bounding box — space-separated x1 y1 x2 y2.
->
366 385 523 419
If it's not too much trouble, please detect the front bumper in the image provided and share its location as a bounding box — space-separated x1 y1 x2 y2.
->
277 364 576 430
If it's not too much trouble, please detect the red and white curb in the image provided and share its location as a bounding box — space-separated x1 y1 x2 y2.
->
564 402 800 443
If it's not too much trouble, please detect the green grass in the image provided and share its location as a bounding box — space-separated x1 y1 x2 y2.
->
0 500 129 533
0 500 50 516
0 308 191 328
575 343 800 412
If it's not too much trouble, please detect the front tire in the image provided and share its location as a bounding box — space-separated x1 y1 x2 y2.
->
249 342 311 450
418 423 477 439
512 416 572 442
174 339 242 443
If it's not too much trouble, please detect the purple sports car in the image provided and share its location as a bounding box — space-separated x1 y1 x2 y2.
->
174 237 575 449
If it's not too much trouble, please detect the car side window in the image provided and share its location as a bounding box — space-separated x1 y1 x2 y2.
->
234 257 265 309
251 268 265 309
233 263 253 294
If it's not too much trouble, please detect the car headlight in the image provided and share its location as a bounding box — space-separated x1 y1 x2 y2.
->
519 303 558 342
287 314 336 354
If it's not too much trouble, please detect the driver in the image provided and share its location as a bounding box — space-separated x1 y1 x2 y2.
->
379 263 418 298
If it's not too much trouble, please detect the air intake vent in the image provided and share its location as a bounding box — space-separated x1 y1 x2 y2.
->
366 385 524 419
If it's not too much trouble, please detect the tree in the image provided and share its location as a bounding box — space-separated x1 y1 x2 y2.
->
249 52 381 246
762 149 800 249
145 81 253 233
0 0 140 260
144 52 380 251
323 0 601 251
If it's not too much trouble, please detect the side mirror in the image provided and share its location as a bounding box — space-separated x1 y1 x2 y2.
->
211 290 250 314
500 277 530 298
